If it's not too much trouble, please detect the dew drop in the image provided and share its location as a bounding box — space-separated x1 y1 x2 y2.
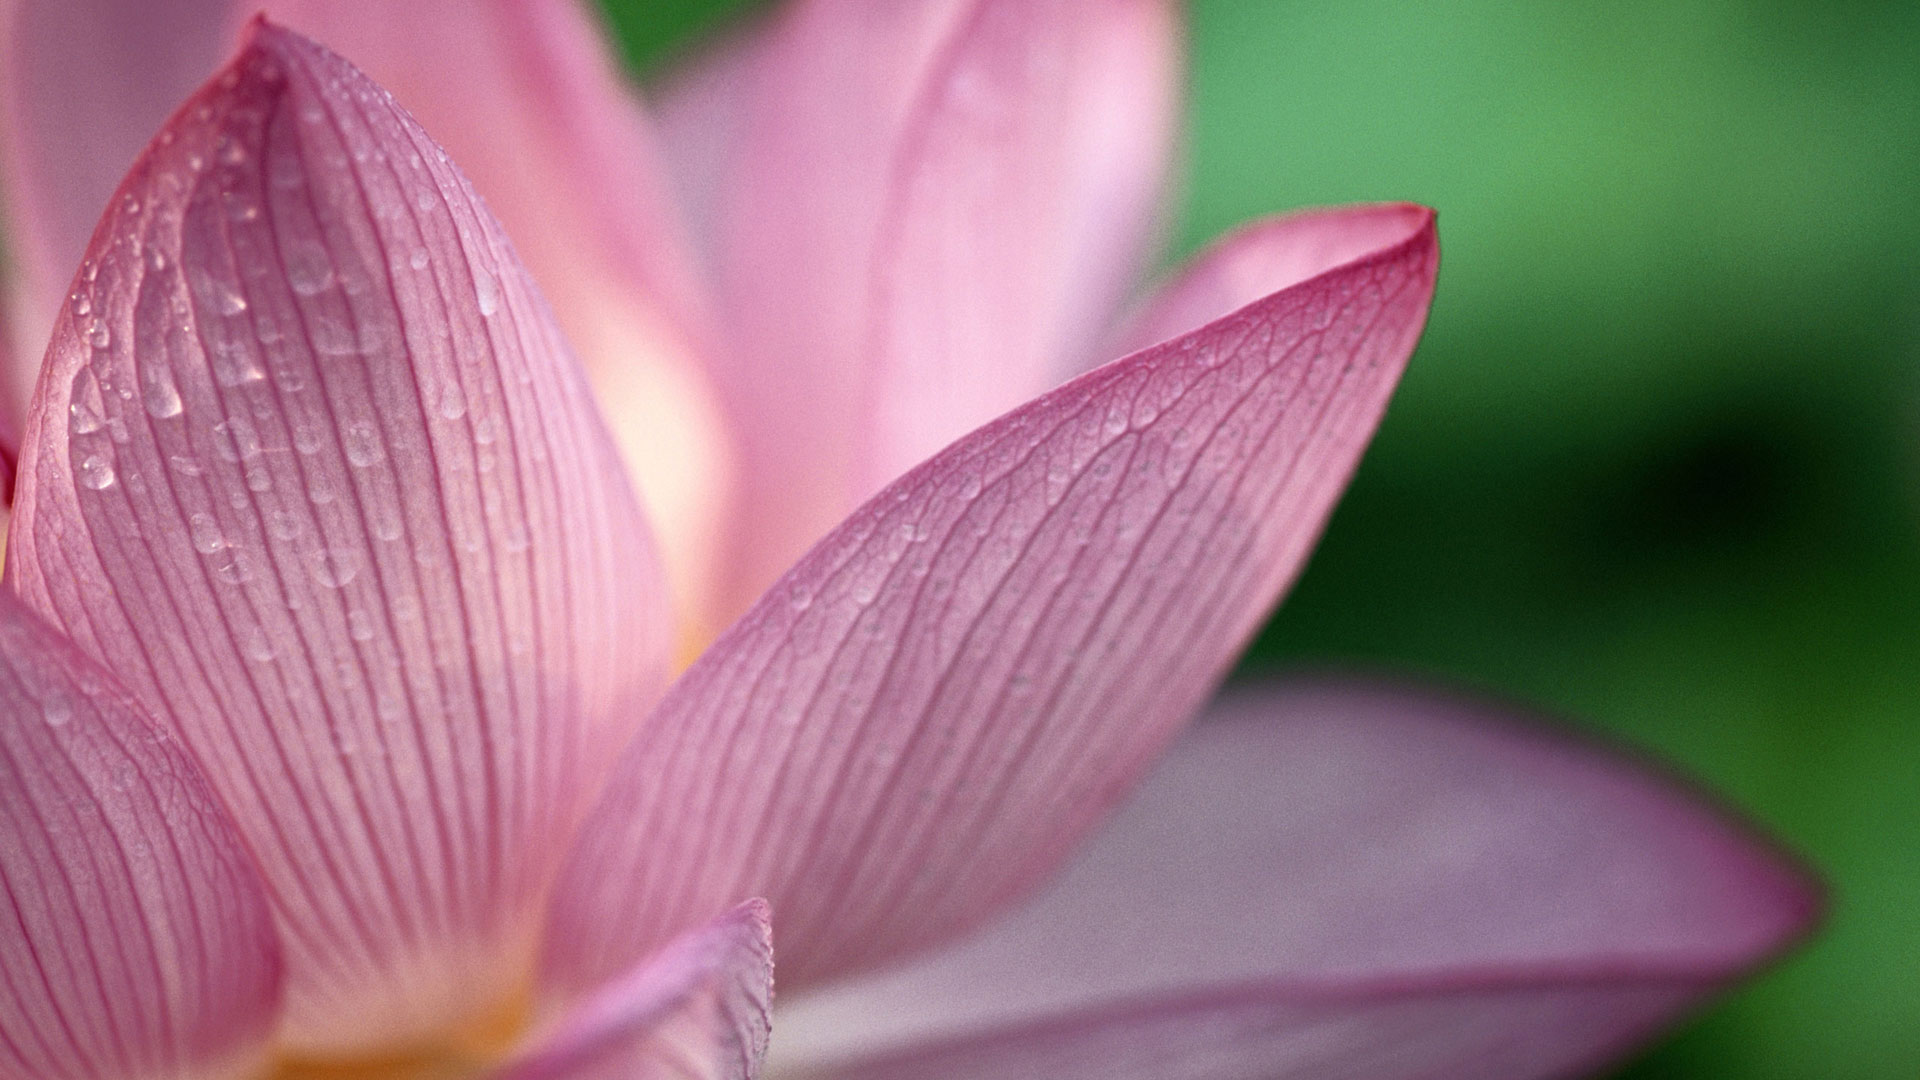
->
409 250 430 271
474 271 499 317
84 321 111 349
141 364 183 418
285 240 336 296
213 549 255 585
268 510 302 541
344 421 383 466
41 697 72 727
308 547 361 588
169 454 204 477
347 609 376 642
69 400 105 435
69 294 91 317
437 383 467 420
78 455 116 490
243 627 276 663
189 513 225 554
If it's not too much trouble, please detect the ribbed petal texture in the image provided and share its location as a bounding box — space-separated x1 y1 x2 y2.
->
541 211 1438 1000
3 22 667 1056
0 593 281 1080
261 0 733 627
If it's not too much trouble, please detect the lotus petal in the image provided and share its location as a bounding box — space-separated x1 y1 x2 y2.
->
494 900 772 1080
263 0 733 630
1116 204 1444 356
3 22 666 1056
697 0 1180 622
771 681 1821 1080
541 209 1438 999
0 592 281 1080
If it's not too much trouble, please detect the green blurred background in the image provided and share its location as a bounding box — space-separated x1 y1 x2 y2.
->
605 2 1919 1076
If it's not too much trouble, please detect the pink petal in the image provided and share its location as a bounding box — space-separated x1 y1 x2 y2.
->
699 0 1181 623
541 210 1439 1001
494 900 773 1080
859 0 1181 492
0 0 232 432
1115 204 1445 357
0 592 282 1080
259 0 734 645
771 681 1821 1080
3 21 667 1057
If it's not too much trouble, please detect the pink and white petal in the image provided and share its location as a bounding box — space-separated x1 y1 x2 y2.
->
0 592 282 1080
861 0 1181 494
770 681 1821 1080
541 210 1439 1001
0 0 232 428
264 0 733 642
700 0 974 621
1114 204 1443 358
2 22 667 1057
495 900 772 1080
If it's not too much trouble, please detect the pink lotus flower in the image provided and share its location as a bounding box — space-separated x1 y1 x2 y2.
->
0 3 1818 1079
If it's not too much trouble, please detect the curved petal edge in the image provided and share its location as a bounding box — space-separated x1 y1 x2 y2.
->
542 207 1439 997
771 679 1821 1080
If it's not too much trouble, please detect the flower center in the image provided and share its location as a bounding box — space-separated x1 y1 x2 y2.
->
263 990 529 1080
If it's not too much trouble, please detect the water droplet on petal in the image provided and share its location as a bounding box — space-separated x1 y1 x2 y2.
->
41 697 71 727
70 400 104 434
189 513 226 554
214 549 255 585
474 271 499 317
437 384 467 420
78 455 116 489
308 547 361 588
344 421 383 466
141 363 183 418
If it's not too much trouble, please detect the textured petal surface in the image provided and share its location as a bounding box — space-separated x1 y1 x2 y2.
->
495 900 772 1080
771 681 1821 1080
265 0 733 630
1115 205 1442 358
0 592 281 1080
698 0 1179 622
0 0 231 428
542 210 1438 1000
2 23 667 1056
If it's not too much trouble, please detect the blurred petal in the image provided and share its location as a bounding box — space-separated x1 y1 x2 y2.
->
3 22 667 1056
772 681 1821 1080
862 0 1180 492
700 0 1179 623
494 900 772 1080
653 13 769 286
1115 204 1442 356
0 592 281 1080
0 0 230 430
542 210 1438 1000
263 0 733 647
